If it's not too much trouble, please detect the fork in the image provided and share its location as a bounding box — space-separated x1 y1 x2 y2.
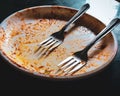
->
57 18 120 75
34 3 90 58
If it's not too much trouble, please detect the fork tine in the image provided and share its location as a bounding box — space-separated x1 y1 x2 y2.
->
34 37 52 53
64 60 80 72
48 41 62 51
37 40 57 58
58 56 73 67
35 37 55 56
37 48 46 58
35 39 61 58
34 46 44 56
45 39 57 47
45 41 62 56
41 38 54 46
68 61 86 74
39 37 52 45
61 59 76 69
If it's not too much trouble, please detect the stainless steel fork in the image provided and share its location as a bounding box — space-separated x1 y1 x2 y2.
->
57 18 120 75
34 3 90 58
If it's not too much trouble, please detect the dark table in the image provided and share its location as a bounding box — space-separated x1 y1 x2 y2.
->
0 0 120 95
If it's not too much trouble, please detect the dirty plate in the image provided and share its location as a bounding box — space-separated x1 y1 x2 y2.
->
0 6 118 80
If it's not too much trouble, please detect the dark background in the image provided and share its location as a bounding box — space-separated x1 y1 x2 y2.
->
0 0 120 95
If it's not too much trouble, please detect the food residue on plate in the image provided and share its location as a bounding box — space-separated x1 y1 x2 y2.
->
0 18 112 77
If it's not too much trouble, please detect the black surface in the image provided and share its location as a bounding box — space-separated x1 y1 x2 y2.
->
0 0 120 96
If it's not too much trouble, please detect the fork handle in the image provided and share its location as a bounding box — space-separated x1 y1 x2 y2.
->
83 18 120 52
60 3 90 33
